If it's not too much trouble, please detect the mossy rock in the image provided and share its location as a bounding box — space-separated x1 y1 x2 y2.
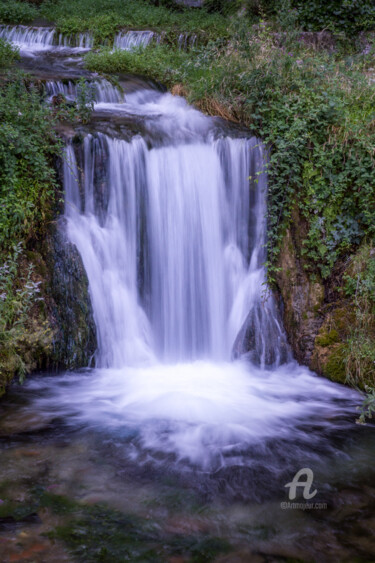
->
315 329 339 347
43 219 97 370
325 345 346 384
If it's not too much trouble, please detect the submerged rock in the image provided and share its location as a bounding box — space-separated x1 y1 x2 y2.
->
232 302 290 367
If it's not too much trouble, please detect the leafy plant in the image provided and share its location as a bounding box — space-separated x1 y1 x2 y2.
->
0 73 61 250
342 244 375 401
0 1 38 24
357 386 375 424
0 38 20 68
0 243 45 388
293 0 375 35
76 78 96 123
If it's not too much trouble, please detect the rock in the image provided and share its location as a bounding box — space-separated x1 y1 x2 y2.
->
43 219 97 370
232 301 290 366
276 208 325 366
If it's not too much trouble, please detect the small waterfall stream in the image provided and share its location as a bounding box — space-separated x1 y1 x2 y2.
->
113 30 157 50
0 25 159 55
0 24 93 53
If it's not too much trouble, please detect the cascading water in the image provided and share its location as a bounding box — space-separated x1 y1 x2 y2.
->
45 78 125 104
178 32 197 50
0 24 93 54
64 126 287 365
113 30 157 50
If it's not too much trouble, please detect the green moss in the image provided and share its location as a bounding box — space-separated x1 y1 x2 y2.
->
325 345 346 383
316 329 339 347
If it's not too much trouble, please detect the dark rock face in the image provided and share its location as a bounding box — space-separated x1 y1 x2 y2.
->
276 209 325 366
44 220 97 370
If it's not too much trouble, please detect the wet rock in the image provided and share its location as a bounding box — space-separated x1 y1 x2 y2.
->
232 302 289 366
44 219 97 370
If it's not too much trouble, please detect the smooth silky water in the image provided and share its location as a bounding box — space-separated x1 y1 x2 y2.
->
0 32 374 563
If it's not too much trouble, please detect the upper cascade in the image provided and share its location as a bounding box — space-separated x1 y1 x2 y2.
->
113 30 158 50
0 24 93 52
0 24 198 56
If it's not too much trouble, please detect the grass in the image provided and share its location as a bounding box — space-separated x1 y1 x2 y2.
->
39 0 228 44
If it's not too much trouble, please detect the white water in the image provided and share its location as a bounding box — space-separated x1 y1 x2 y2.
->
178 32 197 50
64 123 287 365
0 25 93 55
113 30 157 50
45 79 126 104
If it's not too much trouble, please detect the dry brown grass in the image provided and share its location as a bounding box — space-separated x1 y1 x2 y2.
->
195 97 239 122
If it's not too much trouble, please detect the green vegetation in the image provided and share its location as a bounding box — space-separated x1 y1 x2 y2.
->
0 243 52 395
0 75 60 250
0 51 60 393
242 0 375 34
343 244 375 392
85 44 190 82
85 18 375 280
0 37 20 67
0 1 38 24
39 0 228 44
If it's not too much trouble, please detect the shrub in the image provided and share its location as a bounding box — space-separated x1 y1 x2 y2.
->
294 0 375 35
0 38 20 68
0 74 60 250
0 1 38 24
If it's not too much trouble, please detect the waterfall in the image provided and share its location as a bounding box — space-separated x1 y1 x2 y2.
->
0 25 56 50
113 31 156 50
0 25 93 53
178 33 197 50
45 79 125 104
0 18 364 493
64 123 288 367
31 87 356 472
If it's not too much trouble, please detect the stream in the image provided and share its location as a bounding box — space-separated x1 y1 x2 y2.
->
0 26 374 563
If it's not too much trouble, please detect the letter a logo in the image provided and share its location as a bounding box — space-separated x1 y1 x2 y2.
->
285 468 317 500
